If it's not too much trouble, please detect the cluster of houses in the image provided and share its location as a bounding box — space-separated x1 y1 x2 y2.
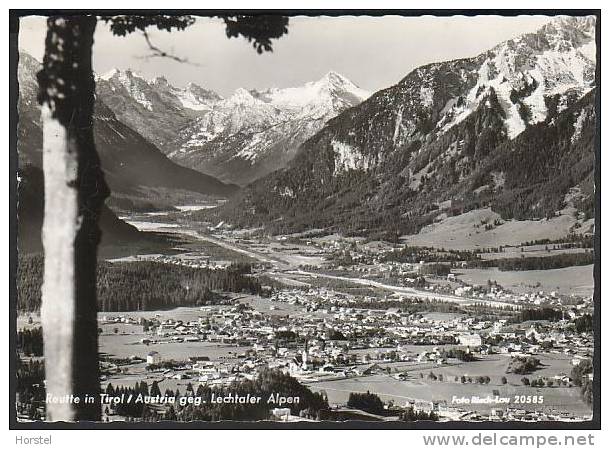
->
99 229 594 423
110 253 233 270
248 233 592 310
100 282 592 397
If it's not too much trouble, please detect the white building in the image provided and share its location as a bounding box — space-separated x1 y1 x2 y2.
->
458 333 482 347
271 408 292 421
147 351 161 365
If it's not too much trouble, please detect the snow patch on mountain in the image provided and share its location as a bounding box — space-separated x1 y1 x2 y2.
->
276 186 296 199
174 84 222 111
578 40 596 62
436 15 596 139
332 140 370 174
521 70 547 124
571 107 591 144
177 88 285 154
176 90 209 111
234 132 277 163
419 86 434 107
393 109 403 144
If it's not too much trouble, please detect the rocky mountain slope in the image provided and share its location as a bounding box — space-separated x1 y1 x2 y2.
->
17 52 237 200
219 16 597 239
97 69 370 185
96 69 221 153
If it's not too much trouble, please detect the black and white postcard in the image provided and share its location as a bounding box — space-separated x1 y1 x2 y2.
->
10 8 600 433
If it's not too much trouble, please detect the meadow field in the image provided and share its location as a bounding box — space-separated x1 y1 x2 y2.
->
456 265 594 296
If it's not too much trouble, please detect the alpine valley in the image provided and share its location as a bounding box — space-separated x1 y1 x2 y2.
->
15 14 598 424
17 52 237 251
219 16 597 240
17 16 597 246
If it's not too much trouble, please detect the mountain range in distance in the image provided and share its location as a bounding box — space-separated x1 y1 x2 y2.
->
96 69 370 186
17 52 238 199
17 52 238 252
16 15 598 246
219 15 597 240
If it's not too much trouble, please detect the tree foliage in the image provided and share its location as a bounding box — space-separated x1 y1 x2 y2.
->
506 356 541 375
574 314 593 333
570 359 593 406
101 15 196 35
223 15 289 53
401 407 438 422
107 368 327 421
347 391 385 415
472 252 594 271
17 327 43 357
101 14 289 57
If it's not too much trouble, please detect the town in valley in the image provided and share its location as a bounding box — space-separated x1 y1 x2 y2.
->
16 14 597 424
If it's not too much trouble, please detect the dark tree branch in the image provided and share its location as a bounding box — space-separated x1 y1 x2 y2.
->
139 30 190 63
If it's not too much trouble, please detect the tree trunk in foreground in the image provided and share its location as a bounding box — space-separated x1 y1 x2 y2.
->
38 15 108 422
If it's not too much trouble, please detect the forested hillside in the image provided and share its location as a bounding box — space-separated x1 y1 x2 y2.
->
220 89 595 239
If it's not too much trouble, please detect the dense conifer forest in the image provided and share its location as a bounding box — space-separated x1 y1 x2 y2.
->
17 327 43 356
472 251 594 271
17 255 262 312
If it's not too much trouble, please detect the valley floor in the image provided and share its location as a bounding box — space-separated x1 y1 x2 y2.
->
17 202 594 423
78 204 594 422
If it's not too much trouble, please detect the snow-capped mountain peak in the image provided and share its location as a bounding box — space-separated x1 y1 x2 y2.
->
539 15 596 49
163 72 370 184
186 82 223 101
97 68 222 113
99 67 120 81
95 67 369 184
223 16 597 238
321 70 362 90
250 71 370 117
227 87 261 105
99 68 154 85
94 68 223 152
430 15 596 139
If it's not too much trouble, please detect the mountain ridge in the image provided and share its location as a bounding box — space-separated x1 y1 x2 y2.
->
17 52 238 199
217 15 597 239
97 68 370 185
16 51 239 251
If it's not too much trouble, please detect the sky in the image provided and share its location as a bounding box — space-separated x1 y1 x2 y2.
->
18 15 553 97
